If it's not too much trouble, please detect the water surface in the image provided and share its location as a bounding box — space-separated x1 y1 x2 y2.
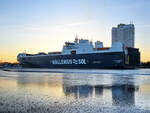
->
0 69 150 113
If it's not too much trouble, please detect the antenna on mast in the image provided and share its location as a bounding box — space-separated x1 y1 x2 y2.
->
130 21 133 24
75 35 79 43
75 34 78 39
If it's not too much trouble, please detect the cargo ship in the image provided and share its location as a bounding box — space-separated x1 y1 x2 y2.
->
17 37 140 69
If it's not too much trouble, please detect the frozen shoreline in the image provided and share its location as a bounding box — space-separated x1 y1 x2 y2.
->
2 67 150 77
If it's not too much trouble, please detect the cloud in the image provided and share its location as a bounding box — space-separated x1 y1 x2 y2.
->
0 20 95 32
136 24 150 28
55 20 96 28
65 21 91 26
0 24 41 30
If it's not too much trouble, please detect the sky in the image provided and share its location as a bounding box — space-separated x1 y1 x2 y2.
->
0 0 150 62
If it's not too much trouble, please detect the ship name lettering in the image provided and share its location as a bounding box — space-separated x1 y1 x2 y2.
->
52 59 87 65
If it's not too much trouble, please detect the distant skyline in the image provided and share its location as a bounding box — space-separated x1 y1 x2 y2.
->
0 0 150 62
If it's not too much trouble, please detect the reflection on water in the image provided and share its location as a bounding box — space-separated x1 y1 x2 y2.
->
63 84 138 106
112 84 137 105
17 75 65 98
0 69 150 113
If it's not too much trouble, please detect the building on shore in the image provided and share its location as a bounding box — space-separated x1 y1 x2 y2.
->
112 23 135 48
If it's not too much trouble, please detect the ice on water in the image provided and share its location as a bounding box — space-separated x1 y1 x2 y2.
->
0 69 150 113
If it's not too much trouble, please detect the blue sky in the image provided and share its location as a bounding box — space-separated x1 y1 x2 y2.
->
0 0 150 62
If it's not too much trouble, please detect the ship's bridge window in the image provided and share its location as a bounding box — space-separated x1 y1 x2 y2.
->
71 51 76 54
65 42 75 46
79 40 89 43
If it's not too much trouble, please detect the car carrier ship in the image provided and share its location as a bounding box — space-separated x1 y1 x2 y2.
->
17 37 140 69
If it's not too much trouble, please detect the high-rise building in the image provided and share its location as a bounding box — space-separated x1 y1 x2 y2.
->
112 23 135 48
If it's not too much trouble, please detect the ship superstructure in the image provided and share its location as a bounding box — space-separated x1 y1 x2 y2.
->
61 38 124 54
